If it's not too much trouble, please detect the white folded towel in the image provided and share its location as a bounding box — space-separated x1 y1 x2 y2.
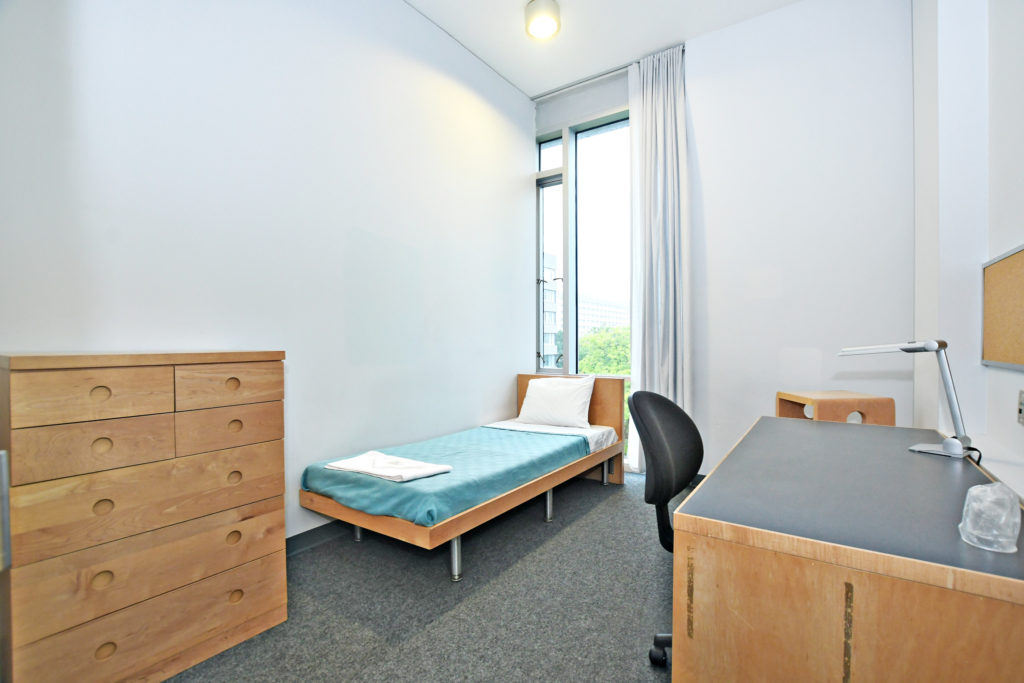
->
325 451 452 482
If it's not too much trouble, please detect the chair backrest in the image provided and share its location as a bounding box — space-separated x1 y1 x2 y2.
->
628 391 704 552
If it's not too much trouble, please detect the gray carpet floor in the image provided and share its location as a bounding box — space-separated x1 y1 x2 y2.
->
172 473 681 682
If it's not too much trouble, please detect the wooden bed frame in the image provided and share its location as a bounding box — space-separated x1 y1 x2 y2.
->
299 374 625 580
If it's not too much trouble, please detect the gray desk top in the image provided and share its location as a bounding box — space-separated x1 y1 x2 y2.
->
678 417 1024 580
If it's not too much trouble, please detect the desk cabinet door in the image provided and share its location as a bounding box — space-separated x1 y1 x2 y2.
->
673 531 1024 683
673 533 847 682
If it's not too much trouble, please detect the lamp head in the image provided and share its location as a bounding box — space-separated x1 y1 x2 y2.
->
838 340 946 356
526 0 560 40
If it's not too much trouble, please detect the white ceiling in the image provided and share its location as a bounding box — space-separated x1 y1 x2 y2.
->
403 0 805 98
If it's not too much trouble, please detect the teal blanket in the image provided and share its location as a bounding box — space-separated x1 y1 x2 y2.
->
301 426 590 526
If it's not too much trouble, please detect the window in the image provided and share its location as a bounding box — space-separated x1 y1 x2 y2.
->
535 115 629 378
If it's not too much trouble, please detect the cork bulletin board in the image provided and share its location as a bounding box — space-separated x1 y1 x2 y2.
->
983 244 1024 370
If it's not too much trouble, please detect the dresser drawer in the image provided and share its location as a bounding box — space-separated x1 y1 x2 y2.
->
9 366 174 428
9 413 175 485
12 551 287 683
175 400 284 456
175 361 283 411
9 440 284 566
10 497 285 647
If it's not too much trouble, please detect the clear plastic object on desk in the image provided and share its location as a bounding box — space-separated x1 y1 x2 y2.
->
958 482 1021 553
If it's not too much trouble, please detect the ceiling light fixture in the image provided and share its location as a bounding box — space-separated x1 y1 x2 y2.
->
525 0 560 40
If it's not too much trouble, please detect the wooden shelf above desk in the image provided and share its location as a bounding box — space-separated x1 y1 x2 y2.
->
776 389 895 425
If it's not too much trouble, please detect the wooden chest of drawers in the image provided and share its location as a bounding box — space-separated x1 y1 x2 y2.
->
0 351 287 682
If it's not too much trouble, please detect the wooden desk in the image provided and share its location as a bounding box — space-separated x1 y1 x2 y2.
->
672 417 1024 682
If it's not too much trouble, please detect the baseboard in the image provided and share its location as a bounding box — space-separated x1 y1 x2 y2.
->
285 520 350 557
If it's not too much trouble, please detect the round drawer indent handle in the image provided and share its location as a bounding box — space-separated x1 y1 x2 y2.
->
91 437 114 454
225 377 241 391
227 470 243 485
226 530 242 545
92 499 115 516
227 419 243 433
95 642 117 660
91 570 115 590
90 385 112 402
228 589 244 604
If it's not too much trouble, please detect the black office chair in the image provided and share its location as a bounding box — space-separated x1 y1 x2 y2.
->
628 390 704 668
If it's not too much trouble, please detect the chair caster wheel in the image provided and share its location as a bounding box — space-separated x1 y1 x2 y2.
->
649 646 668 667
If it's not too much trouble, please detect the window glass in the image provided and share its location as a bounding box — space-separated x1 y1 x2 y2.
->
539 139 563 172
575 119 631 378
538 182 564 369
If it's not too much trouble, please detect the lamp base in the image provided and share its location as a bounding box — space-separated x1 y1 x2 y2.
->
909 437 965 459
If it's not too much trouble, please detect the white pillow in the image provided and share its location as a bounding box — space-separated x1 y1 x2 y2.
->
517 376 595 429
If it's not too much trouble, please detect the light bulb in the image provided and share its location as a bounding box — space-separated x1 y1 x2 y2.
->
528 16 557 39
525 0 560 40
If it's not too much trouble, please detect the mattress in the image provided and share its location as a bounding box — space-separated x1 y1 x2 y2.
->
301 423 616 527
485 420 618 452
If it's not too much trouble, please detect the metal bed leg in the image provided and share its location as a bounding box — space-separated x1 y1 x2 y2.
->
545 489 554 522
602 459 609 485
450 536 463 582
353 525 363 542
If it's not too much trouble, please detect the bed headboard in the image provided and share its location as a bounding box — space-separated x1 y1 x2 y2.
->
516 374 625 442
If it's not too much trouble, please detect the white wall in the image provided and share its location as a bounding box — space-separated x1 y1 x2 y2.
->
685 0 916 468
0 0 537 536
934 0 988 437
982 0 1024 486
910 0 1024 493
912 0 941 429
988 0 1024 263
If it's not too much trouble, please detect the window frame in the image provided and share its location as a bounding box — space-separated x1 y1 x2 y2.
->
535 172 568 371
534 109 629 375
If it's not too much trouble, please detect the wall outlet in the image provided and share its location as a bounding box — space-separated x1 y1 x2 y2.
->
1019 390 1024 426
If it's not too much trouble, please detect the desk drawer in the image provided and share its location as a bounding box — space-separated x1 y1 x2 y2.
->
9 413 175 485
9 440 284 566
175 361 283 411
175 401 284 456
10 497 284 647
9 366 174 428
12 551 287 683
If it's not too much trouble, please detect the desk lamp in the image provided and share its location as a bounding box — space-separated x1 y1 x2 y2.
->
839 340 970 458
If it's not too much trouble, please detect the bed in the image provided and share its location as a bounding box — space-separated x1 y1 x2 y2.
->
299 374 625 581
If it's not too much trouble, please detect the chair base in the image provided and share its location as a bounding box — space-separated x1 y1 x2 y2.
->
650 632 671 667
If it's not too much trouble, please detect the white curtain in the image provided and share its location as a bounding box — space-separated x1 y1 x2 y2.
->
625 45 691 473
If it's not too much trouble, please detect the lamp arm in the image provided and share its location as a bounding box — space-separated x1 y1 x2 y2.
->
838 339 969 457
935 347 969 445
